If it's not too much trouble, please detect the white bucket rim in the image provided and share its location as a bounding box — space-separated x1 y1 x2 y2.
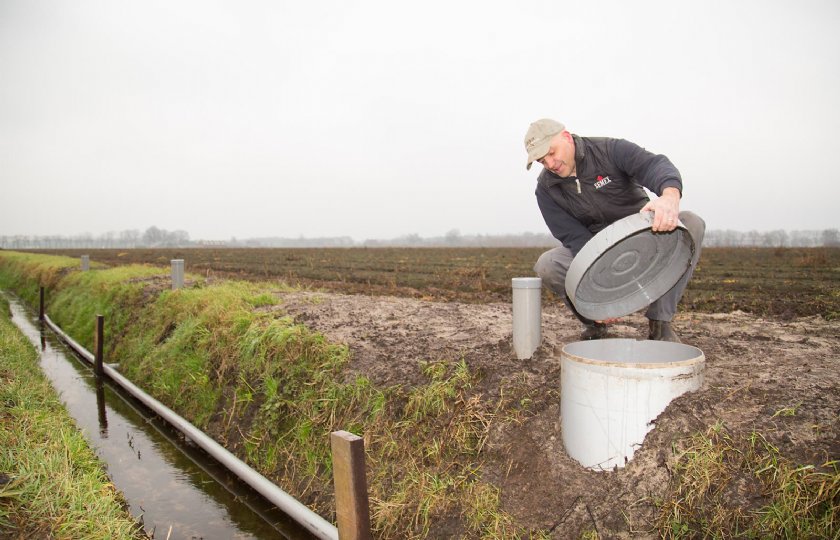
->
562 338 704 369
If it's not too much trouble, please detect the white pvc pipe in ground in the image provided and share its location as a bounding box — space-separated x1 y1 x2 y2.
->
81 255 90 271
561 339 704 470
171 259 185 290
512 277 542 360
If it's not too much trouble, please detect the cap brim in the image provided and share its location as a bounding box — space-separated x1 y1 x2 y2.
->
526 140 551 170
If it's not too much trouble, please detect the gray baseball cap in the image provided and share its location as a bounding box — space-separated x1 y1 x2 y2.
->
524 118 565 170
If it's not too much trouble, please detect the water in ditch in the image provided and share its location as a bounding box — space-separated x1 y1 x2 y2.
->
6 296 315 540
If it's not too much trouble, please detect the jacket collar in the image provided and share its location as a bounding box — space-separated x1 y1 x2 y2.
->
572 134 585 164
537 134 585 188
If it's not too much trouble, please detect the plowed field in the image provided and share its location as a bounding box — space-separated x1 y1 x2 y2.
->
23 247 840 319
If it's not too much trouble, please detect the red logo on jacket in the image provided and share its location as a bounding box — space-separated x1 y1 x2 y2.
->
594 175 612 189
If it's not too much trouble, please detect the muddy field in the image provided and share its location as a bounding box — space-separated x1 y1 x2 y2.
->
18 247 840 535
25 247 840 319
275 290 839 537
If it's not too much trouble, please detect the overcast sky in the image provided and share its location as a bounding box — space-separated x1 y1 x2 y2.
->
2 0 839 241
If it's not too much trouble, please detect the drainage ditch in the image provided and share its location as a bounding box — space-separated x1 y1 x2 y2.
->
6 295 316 539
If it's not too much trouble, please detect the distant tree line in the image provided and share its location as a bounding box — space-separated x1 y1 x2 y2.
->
235 236 356 248
2 227 839 249
704 229 839 247
359 230 562 247
0 226 190 249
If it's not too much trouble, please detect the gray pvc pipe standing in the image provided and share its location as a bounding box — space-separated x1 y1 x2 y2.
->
512 277 542 359
171 259 185 290
43 314 339 540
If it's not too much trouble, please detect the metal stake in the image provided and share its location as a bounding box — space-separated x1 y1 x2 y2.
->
94 314 104 377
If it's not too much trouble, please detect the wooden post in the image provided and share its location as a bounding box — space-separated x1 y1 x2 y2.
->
330 430 371 540
94 314 104 377
39 286 45 321
95 380 108 436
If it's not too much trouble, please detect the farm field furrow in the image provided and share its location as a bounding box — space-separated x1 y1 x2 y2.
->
23 247 840 320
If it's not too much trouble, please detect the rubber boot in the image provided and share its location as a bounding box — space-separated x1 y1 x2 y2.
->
648 320 681 343
580 322 608 341
566 294 608 340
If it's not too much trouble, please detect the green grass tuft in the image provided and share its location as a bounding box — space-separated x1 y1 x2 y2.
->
0 292 143 539
658 422 840 539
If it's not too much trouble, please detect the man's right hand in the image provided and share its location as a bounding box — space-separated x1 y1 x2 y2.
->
641 187 681 232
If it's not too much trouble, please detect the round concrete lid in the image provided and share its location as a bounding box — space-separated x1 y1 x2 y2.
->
565 212 695 320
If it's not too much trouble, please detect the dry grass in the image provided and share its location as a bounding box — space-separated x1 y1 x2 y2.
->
658 422 839 538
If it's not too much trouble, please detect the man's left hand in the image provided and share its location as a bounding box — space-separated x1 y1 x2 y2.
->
641 187 681 232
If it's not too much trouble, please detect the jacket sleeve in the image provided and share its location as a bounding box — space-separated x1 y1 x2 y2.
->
536 184 593 256
610 138 683 196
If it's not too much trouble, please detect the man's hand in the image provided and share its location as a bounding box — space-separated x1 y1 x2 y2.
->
641 187 681 232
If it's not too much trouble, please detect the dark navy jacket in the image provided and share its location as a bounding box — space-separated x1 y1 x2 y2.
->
536 135 683 255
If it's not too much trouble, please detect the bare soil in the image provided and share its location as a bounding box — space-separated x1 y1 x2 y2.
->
278 290 840 538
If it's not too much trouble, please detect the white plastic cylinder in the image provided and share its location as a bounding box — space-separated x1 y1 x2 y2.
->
512 277 542 360
561 339 704 470
171 259 185 290
80 255 90 271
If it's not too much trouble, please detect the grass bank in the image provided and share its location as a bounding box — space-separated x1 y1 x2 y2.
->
0 251 538 538
0 294 144 538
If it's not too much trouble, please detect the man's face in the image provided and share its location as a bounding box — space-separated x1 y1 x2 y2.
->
538 131 575 177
